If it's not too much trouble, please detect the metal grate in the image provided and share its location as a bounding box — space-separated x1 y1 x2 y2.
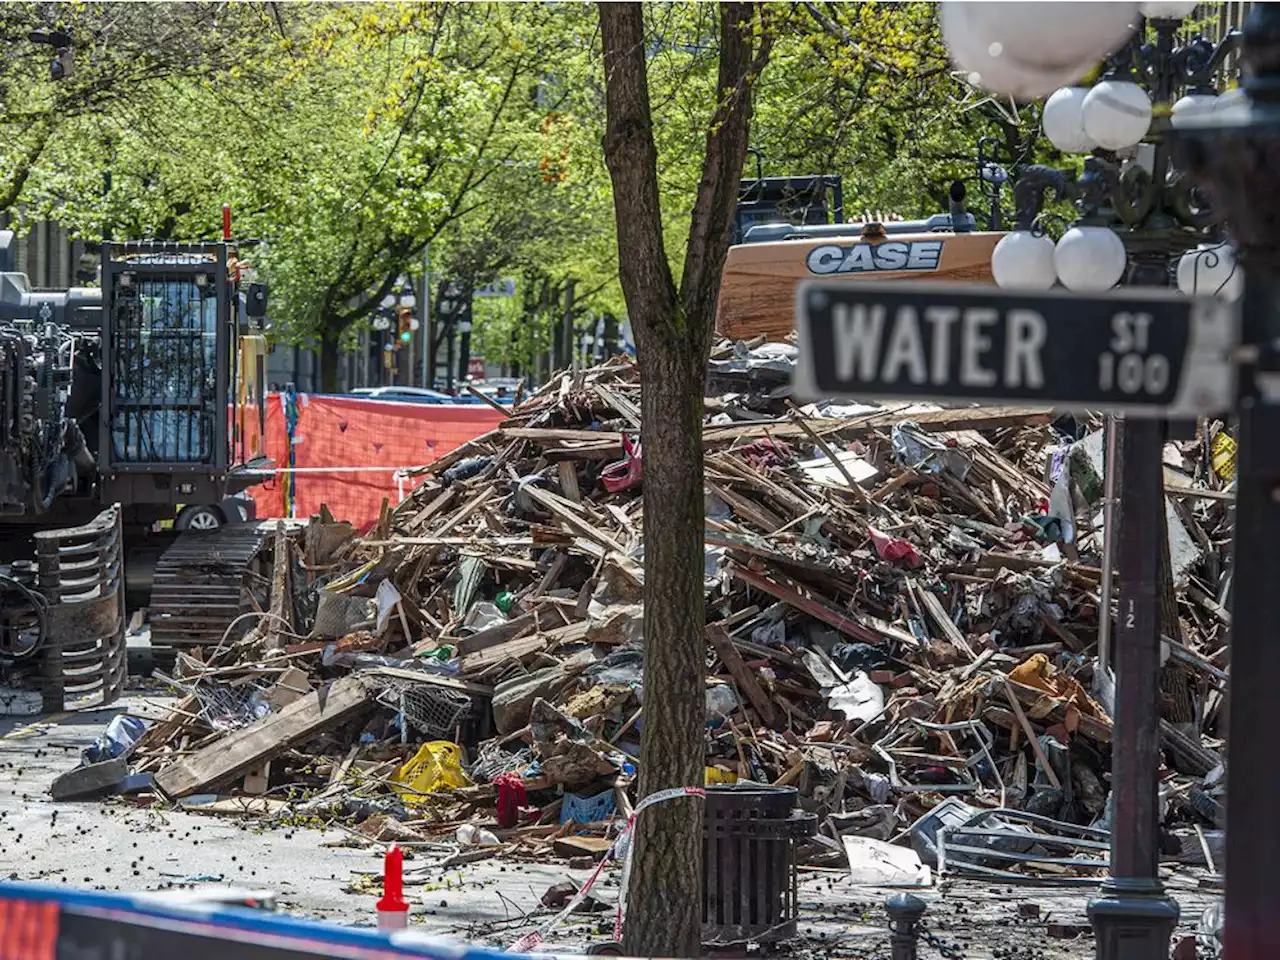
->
369 673 474 740
109 276 218 464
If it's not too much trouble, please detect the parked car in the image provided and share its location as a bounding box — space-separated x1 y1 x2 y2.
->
349 386 460 404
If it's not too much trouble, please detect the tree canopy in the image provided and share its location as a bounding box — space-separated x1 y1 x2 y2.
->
0 1 1049 384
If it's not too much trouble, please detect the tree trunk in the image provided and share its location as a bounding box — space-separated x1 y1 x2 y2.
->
600 4 770 956
319 323 342 393
627 345 709 956
602 312 620 357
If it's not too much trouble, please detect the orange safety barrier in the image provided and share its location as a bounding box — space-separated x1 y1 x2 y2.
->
247 394 505 529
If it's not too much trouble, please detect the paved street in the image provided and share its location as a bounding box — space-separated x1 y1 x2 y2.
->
0 690 1219 958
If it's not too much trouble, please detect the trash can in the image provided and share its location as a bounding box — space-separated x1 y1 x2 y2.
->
702 784 816 946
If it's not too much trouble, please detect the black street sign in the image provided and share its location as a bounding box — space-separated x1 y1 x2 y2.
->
794 281 1239 416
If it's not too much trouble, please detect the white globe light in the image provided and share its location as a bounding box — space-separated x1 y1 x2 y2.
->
1082 80 1152 150
1055 226 1127 292
1043 87 1097 153
1177 243 1244 301
1139 1 1198 18
940 2 1139 99
1171 93 1219 128
1214 87 1250 122
992 231 1058 290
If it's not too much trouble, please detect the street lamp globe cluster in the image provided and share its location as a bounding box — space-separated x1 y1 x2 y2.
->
945 2 1244 300
939 5 1248 960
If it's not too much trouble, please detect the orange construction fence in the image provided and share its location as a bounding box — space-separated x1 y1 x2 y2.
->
246 393 506 529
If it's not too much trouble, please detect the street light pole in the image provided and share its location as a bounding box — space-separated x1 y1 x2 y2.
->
978 12 1243 958
1173 6 1280 954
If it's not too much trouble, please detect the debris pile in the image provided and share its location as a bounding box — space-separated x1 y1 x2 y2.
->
72 348 1232 888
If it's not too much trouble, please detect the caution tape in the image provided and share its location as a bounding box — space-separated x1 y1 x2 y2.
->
256 464 436 475
506 786 706 954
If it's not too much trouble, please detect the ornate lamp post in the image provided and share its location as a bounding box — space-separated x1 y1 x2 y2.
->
942 5 1242 960
1172 6 1280 956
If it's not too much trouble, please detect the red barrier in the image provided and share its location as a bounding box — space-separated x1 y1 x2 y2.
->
248 394 505 529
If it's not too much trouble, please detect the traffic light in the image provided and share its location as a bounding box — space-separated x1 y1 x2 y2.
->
397 307 413 346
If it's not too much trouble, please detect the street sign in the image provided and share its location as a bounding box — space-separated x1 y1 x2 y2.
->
794 281 1238 416
475 278 516 298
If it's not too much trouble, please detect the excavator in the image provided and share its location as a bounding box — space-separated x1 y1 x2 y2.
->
717 174 1005 341
0 232 276 712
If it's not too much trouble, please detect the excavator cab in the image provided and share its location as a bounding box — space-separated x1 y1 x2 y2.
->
99 242 270 512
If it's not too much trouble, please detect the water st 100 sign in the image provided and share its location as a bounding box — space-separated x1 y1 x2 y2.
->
794 281 1237 416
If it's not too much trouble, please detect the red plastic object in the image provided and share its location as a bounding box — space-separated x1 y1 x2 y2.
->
867 526 923 569
222 203 232 241
601 434 643 493
494 772 527 829
376 844 408 928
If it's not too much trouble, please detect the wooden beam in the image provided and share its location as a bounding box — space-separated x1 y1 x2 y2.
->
707 625 776 726
1002 679 1061 789
154 677 373 799
264 521 290 651
728 561 887 645
455 612 539 656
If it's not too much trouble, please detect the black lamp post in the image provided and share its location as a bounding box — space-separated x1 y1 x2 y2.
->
1172 6 1280 956
982 13 1242 960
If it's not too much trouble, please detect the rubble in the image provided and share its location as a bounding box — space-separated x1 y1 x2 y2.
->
80 347 1232 893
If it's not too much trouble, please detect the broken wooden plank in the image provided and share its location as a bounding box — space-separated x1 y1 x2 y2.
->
707 624 776 727
1002 679 1061 789
264 521 291 651
728 561 889 646
154 676 373 799
523 485 629 555
914 585 976 660
455 612 539 656
558 461 582 502
1003 678 1112 743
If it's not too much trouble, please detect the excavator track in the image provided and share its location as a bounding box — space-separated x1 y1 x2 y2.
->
148 523 276 650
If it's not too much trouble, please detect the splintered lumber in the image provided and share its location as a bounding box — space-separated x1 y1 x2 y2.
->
1003 678 1112 744
265 521 291 650
1002 680 1061 789
707 624 777 726
522 485 628 554
728 561 887 645
456 611 539 655
154 677 373 799
914 585 976 660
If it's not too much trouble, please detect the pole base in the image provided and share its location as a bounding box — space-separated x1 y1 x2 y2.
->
1087 877 1179 960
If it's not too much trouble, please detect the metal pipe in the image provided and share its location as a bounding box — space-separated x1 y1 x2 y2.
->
1097 413 1120 674
418 245 430 388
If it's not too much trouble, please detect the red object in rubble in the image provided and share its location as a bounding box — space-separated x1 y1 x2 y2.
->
494 772 527 829
376 844 409 929
601 434 643 493
867 525 924 569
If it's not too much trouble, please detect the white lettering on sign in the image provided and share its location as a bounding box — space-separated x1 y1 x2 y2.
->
923 306 960 384
833 303 885 381
1098 311 1172 396
881 306 928 384
806 241 944 276
1005 309 1047 389
960 309 998 387
830 302 1050 390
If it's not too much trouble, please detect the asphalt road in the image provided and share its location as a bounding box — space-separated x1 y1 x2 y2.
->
0 691 1222 957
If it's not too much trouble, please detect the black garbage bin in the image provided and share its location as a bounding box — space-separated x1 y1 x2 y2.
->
702 784 816 946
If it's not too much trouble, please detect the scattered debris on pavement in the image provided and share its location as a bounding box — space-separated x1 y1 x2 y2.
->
53 346 1232 902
